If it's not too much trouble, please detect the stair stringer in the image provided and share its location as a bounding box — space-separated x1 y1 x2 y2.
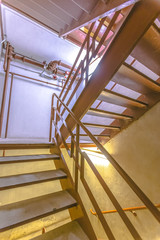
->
50 145 97 240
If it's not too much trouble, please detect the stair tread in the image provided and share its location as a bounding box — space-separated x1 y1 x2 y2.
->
0 154 59 163
0 169 67 189
32 221 89 240
83 122 120 130
88 108 133 120
98 89 147 109
0 190 77 231
0 143 55 149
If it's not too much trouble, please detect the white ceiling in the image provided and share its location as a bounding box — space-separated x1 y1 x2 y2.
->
2 5 80 66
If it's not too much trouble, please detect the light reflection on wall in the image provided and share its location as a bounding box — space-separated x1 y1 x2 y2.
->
83 149 110 167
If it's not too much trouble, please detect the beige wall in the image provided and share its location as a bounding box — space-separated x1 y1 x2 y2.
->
62 101 160 240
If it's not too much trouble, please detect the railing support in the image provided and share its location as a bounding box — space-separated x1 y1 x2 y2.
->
51 92 160 240
49 95 54 142
75 123 79 192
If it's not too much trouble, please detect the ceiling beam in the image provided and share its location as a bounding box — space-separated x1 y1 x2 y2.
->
49 0 83 21
2 1 59 34
59 0 139 36
72 0 98 13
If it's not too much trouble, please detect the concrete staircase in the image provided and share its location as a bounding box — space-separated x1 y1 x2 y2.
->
32 221 90 240
0 144 90 240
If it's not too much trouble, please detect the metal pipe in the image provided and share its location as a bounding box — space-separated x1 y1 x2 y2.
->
9 72 64 89
13 53 73 71
3 41 9 71
13 54 44 68
12 54 70 77
5 73 13 138
0 45 12 137
0 1 4 48
90 203 160 215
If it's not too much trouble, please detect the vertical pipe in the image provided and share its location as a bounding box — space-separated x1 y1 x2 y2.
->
3 42 9 71
3 149 5 156
80 153 84 179
5 73 14 138
0 1 4 52
0 45 12 137
71 136 74 158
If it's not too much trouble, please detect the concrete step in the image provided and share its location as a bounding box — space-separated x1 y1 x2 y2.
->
0 154 60 164
32 221 90 240
0 169 67 190
0 190 77 232
0 143 55 150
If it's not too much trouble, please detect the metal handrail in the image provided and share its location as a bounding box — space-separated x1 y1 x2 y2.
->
90 203 160 215
58 11 121 116
50 92 160 240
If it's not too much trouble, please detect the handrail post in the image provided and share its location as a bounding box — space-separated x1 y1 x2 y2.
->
80 153 84 180
49 94 54 142
75 123 79 192
85 36 90 85
71 136 74 158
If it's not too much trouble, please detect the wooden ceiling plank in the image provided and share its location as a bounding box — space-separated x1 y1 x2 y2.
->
50 0 83 21
72 0 98 13
28 0 68 26
2 0 61 33
32 0 72 25
60 0 139 36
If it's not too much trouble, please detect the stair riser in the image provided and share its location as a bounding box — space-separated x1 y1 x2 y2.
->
0 161 57 177
0 148 51 157
0 180 63 206
0 175 67 190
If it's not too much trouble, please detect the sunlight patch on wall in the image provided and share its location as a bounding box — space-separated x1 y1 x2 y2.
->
83 149 110 167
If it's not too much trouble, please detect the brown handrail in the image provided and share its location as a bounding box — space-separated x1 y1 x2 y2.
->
51 93 160 224
59 11 121 118
59 21 95 100
59 17 108 106
50 92 160 239
90 204 160 215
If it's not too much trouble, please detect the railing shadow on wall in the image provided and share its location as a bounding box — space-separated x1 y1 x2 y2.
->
49 92 160 240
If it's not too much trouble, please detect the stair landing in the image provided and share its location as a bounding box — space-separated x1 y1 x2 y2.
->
32 221 89 240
